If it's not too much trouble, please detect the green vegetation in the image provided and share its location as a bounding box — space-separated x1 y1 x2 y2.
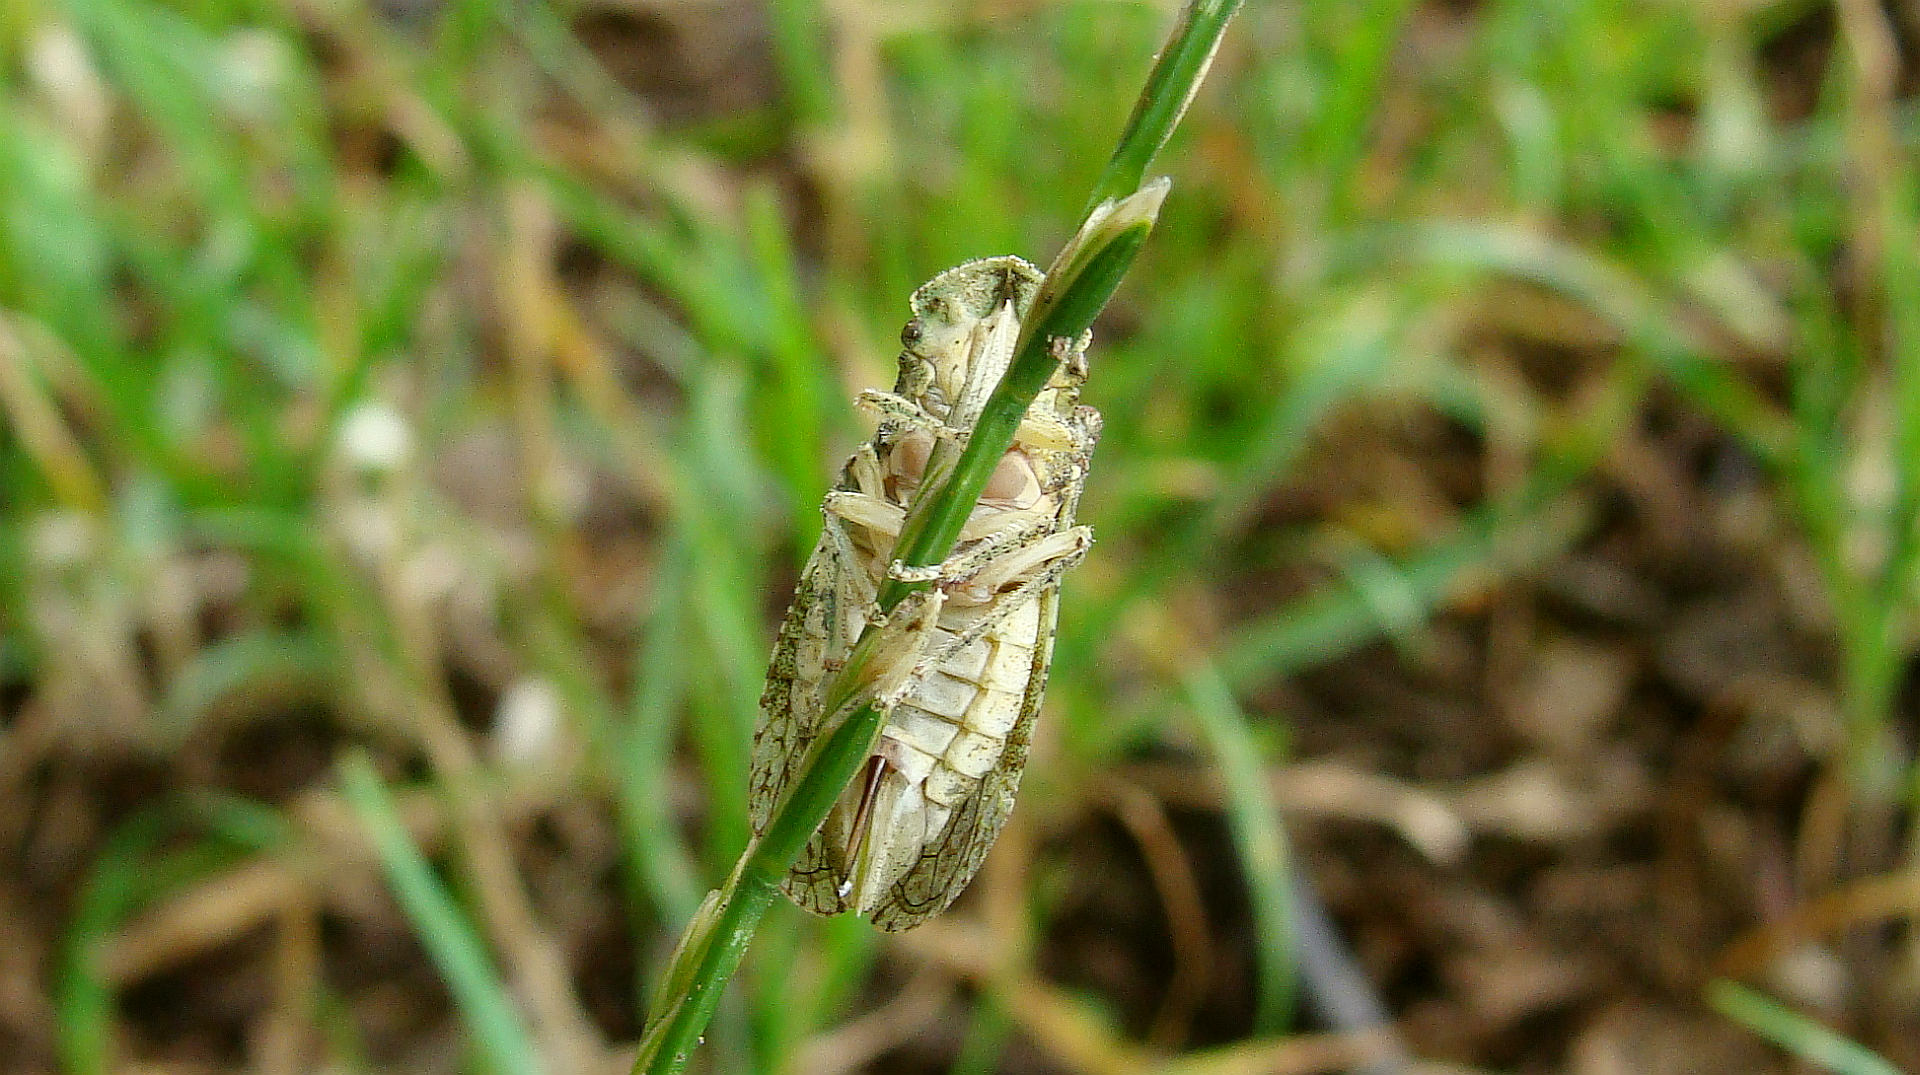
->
3 0 1917 1071
1709 980 1903 1075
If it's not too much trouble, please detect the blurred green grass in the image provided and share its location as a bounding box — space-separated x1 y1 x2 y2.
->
2 0 1918 1071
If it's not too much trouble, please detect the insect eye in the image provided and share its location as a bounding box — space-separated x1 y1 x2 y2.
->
900 319 923 347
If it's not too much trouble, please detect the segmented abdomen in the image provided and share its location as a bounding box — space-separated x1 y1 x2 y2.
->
874 601 1037 812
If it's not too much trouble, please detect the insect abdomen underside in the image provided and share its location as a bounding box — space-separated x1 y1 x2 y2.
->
749 255 1097 932
756 545 1056 932
847 595 1048 926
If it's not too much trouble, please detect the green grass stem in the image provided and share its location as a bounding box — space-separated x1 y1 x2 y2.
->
1183 662 1294 1034
627 5 1242 1068
1707 980 1902 1075
1082 0 1242 213
338 751 541 1075
631 188 1167 1075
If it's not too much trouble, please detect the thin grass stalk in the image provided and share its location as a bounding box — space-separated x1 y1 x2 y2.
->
1182 663 1294 1033
630 4 1242 1071
1082 0 1243 214
339 752 541 1075
1707 980 1901 1075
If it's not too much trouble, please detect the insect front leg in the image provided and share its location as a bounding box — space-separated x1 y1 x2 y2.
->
841 585 949 713
856 390 964 441
817 480 955 702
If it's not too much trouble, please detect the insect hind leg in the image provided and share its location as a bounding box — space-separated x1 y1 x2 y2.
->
886 511 1054 584
923 525 1092 667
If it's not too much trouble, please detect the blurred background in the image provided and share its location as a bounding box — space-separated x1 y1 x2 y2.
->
3 0 1920 1072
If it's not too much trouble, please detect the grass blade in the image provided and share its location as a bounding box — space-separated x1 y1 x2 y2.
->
1182 662 1294 1034
1084 0 1244 211
338 751 541 1075
1707 980 1902 1075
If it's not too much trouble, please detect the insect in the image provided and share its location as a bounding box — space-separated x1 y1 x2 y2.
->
749 255 1101 932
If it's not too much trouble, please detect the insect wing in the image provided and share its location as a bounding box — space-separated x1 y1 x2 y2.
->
749 531 858 916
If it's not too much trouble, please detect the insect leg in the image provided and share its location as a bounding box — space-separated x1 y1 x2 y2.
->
923 526 1093 666
968 525 1092 596
845 441 888 496
886 510 1053 584
816 504 886 617
1013 409 1081 453
821 464 911 614
779 583 947 917
856 390 962 439
824 490 905 538
867 587 948 707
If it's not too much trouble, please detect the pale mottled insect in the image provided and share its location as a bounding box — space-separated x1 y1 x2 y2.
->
749 255 1101 932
